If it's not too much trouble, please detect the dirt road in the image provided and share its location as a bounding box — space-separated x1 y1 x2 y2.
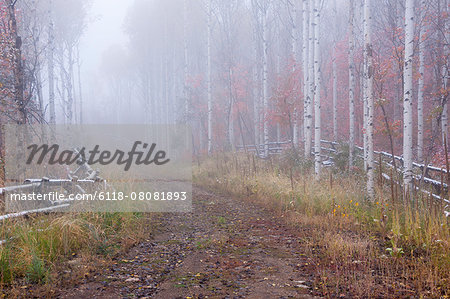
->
59 188 318 298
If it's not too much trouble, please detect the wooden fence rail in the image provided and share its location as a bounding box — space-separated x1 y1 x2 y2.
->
0 149 107 223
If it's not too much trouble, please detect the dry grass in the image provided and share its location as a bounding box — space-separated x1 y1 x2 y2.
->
0 208 153 294
194 151 450 298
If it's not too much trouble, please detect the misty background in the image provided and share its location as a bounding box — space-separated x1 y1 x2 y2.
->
1 0 447 158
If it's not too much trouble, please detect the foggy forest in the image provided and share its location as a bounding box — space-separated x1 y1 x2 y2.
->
0 0 448 298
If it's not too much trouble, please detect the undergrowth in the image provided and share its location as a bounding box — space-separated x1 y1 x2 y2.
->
0 210 152 292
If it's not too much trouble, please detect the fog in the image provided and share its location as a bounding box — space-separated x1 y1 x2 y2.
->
79 0 129 123
80 0 128 73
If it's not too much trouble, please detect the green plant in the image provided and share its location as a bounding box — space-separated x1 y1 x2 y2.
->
217 216 227 226
0 247 12 284
26 254 48 284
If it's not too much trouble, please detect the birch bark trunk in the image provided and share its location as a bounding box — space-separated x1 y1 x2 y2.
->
67 46 74 124
292 1 298 148
302 0 309 154
441 0 449 145
403 0 415 192
364 0 375 198
313 0 321 179
332 0 338 142
417 2 425 162
262 6 269 157
183 0 189 119
48 0 55 124
362 0 368 171
76 46 83 124
305 0 315 157
349 0 355 168
207 0 213 155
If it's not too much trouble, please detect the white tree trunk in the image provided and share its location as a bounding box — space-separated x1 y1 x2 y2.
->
67 46 74 124
442 0 449 146
48 0 55 124
229 109 234 149
305 0 315 157
302 0 309 154
59 47 66 124
403 0 414 193
183 0 189 119
164 21 170 126
277 123 281 143
313 0 321 179
207 0 213 155
252 5 261 148
363 86 368 170
361 0 368 171
253 58 260 147
262 7 269 157
417 6 425 162
228 67 235 150
292 1 298 148
349 0 355 168
76 45 83 124
442 70 448 145
332 0 338 142
364 0 374 198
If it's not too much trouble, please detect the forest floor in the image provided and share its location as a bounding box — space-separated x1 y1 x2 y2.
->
51 187 318 299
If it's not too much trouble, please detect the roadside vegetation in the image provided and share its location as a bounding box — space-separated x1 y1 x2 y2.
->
0 210 152 295
194 150 449 297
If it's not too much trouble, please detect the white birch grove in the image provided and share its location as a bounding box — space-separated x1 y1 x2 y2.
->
403 0 414 192
313 0 321 179
10 0 448 182
348 0 355 168
364 0 374 198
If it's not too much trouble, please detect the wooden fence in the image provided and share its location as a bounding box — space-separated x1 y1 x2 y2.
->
237 140 450 212
236 141 292 157
0 149 107 222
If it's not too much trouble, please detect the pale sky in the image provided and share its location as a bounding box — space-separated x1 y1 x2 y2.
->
77 0 131 124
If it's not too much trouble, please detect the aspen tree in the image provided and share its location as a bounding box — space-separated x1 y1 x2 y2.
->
349 0 355 168
313 0 321 179
403 0 414 192
364 0 375 198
